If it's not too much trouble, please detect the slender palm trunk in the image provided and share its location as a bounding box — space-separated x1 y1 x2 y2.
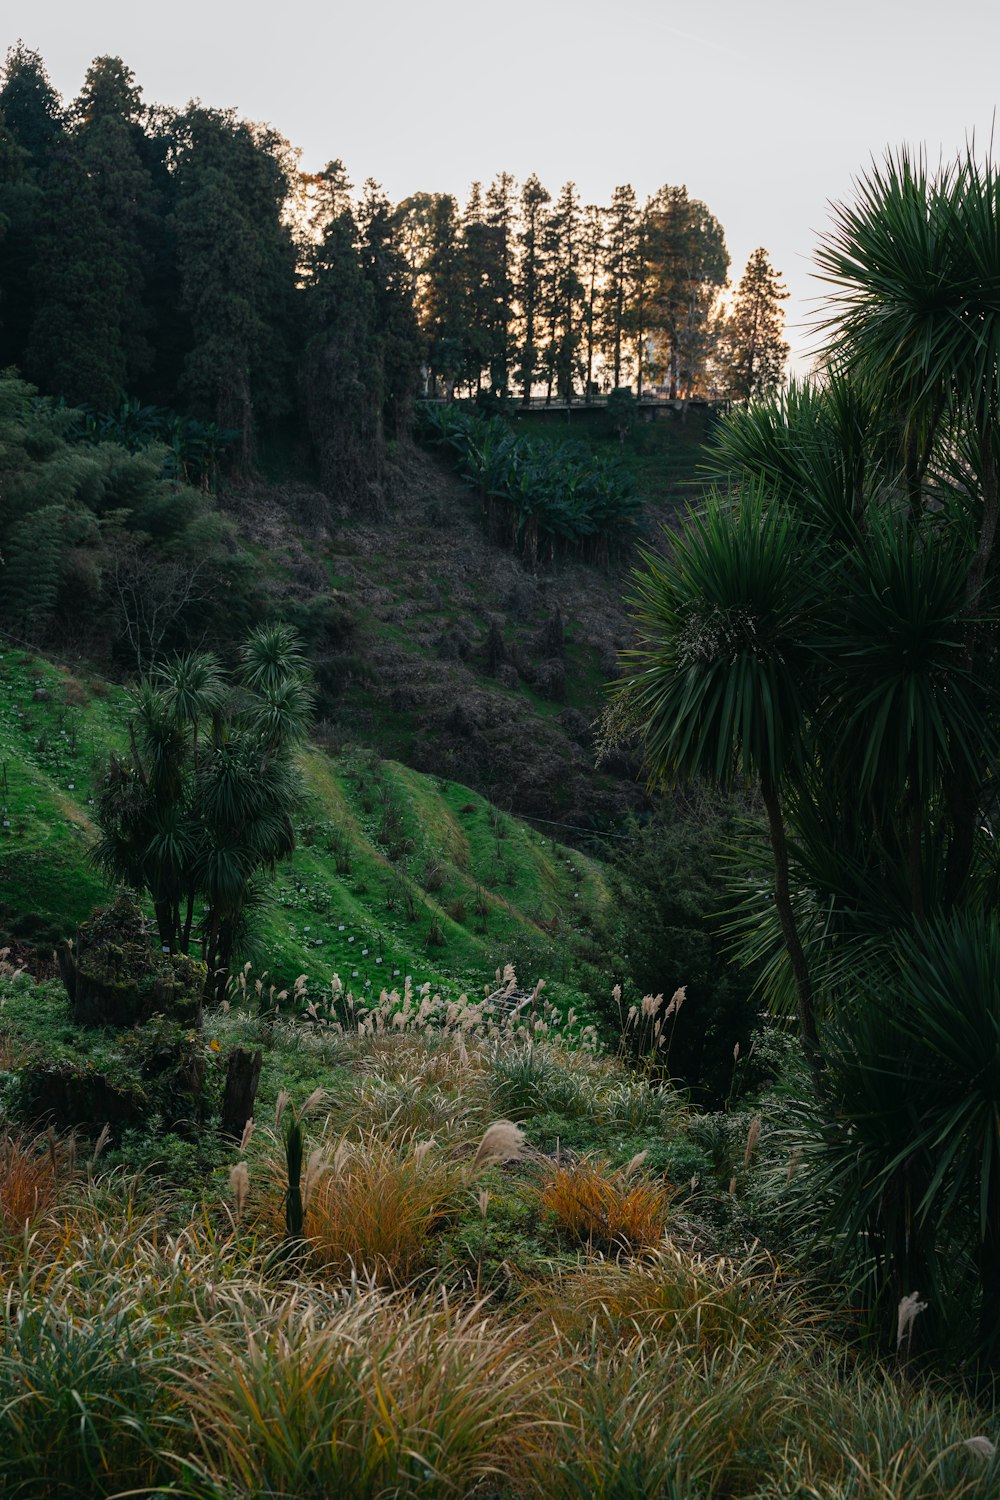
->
980 1163 1000 1361
761 781 822 1075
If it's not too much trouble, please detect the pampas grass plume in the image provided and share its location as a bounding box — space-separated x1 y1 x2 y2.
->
743 1116 761 1169
472 1120 526 1172
229 1161 250 1221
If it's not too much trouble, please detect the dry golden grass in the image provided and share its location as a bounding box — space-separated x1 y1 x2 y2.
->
259 1128 463 1283
535 1243 812 1358
538 1154 674 1252
0 1130 62 1240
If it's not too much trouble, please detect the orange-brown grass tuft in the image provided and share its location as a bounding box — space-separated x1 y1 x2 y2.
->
0 1131 62 1240
539 1155 673 1253
262 1131 463 1283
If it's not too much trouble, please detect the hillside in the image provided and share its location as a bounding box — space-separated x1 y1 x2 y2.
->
239 407 713 832
0 647 609 1005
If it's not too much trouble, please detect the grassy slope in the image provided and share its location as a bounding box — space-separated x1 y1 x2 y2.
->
0 648 608 1008
1 975 997 1497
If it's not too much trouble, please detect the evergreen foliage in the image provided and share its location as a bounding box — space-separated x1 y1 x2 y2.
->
93 625 312 998
418 403 641 563
0 42 760 496
716 248 790 400
613 142 1000 1358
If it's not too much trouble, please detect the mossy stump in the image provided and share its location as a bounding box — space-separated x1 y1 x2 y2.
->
58 895 207 1029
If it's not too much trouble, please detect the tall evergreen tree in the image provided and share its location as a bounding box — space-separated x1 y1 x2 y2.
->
26 57 156 408
646 185 729 400
357 180 422 440
301 160 383 499
0 44 62 372
0 42 61 165
516 173 550 405
173 105 297 467
482 171 517 396
601 184 639 390
546 182 584 403
422 193 468 396
716 247 789 399
580 202 605 399
461 180 492 392
629 198 654 399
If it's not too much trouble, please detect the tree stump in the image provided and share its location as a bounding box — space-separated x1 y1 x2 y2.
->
220 1047 262 1139
58 895 206 1028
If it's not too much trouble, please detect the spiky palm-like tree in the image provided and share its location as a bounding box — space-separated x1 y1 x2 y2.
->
614 485 823 1071
615 141 1000 1357
93 624 311 999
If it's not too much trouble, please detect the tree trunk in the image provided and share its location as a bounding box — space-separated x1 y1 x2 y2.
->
761 782 822 1075
220 1047 262 1139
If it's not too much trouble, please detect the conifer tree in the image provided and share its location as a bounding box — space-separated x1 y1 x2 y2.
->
546 182 584 403
716 247 789 399
301 161 383 498
0 44 62 372
423 193 467 396
516 173 550 404
26 57 156 407
482 171 517 396
461 180 492 392
173 105 297 467
646 186 728 399
601 184 639 389
580 202 605 399
357 180 422 439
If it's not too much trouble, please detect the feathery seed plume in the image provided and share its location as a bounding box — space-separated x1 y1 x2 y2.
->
897 1290 928 1351
472 1120 526 1172
962 1437 997 1461
229 1161 250 1221
743 1116 761 1168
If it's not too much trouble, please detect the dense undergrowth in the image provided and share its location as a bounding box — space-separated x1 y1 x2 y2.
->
417 404 642 564
1 965 998 1498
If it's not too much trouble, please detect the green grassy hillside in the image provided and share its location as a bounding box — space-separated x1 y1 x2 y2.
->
0 647 608 1007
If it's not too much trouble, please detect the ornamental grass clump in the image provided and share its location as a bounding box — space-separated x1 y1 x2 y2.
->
537 1243 807 1357
262 1127 463 1284
0 1129 64 1242
539 1154 673 1253
171 1288 553 1499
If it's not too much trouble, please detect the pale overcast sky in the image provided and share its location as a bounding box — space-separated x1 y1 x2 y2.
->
5 0 999 372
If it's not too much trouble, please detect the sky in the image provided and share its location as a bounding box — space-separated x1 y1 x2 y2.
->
6 0 1000 373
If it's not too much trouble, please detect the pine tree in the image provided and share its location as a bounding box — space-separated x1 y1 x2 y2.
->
515 173 550 404
534 182 583 404
356 180 422 440
580 202 605 399
716 247 789 399
172 107 297 468
0 42 61 166
646 185 729 401
0 44 62 372
26 57 156 407
422 193 468 396
601 184 638 390
300 161 383 498
482 171 517 396
461 181 492 392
